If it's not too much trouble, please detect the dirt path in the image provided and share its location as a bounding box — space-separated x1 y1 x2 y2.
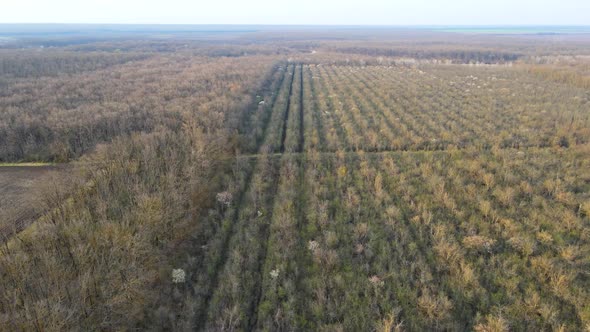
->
279 64 296 153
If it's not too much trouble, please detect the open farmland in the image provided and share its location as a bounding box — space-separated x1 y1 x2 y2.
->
0 28 589 331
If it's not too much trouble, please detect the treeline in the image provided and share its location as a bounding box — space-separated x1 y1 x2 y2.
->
0 50 149 78
0 54 278 330
329 47 521 64
0 53 276 162
66 41 299 56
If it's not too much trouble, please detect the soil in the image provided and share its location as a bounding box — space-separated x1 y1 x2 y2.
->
0 166 61 240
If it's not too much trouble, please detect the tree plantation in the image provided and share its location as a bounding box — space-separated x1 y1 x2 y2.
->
0 27 589 331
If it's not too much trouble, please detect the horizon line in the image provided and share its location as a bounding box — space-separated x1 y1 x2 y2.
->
1 23 590 27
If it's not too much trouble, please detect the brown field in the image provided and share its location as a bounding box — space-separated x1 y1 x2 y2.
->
0 166 62 240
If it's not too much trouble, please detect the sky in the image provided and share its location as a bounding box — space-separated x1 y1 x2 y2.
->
0 0 589 25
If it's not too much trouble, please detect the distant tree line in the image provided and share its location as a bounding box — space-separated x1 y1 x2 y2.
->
0 50 149 78
0 51 275 162
330 47 522 64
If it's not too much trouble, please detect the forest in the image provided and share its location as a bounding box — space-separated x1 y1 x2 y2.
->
0 27 589 331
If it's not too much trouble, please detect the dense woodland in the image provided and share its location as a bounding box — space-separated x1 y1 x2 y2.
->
0 51 277 161
0 29 589 331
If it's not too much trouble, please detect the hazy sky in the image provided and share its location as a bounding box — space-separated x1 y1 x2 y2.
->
1 0 589 25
